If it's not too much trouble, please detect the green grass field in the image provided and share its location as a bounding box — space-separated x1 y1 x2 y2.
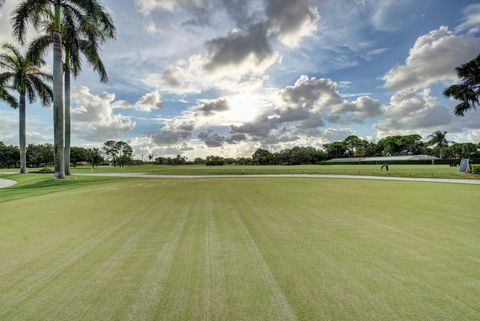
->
3 164 480 179
1 174 479 320
68 164 480 179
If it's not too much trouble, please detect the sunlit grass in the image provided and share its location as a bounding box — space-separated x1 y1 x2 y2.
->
0 176 479 320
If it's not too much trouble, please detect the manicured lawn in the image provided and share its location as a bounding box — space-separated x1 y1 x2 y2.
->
3 164 480 179
0 174 479 320
71 164 478 179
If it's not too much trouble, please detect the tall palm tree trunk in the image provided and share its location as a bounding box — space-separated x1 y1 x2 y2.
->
19 93 27 174
64 53 71 175
52 5 65 179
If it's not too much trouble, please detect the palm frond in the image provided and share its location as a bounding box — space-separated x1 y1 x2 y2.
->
0 87 18 109
27 34 52 65
25 80 36 104
29 75 53 106
79 39 107 82
11 0 50 44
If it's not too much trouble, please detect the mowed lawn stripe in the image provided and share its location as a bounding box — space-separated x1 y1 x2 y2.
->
0 177 478 320
0 185 131 278
0 181 166 319
124 203 189 321
232 179 480 320
37 199 170 320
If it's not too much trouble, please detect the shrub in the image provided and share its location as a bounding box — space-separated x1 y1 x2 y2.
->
471 165 480 174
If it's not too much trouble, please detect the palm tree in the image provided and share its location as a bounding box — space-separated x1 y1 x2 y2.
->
444 54 480 116
427 130 448 159
12 0 115 179
0 43 53 174
29 16 113 175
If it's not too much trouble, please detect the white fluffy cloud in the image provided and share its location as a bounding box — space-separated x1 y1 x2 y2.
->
135 90 164 112
374 89 480 138
114 90 164 112
383 26 480 91
144 0 320 95
71 86 136 142
232 75 383 141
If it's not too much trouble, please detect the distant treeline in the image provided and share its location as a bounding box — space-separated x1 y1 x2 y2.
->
0 140 133 169
157 134 480 166
2 134 480 168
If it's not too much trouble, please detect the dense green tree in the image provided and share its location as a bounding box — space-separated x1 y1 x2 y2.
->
443 54 480 116
343 135 367 157
0 142 19 168
102 140 119 166
206 156 225 166
0 43 52 174
87 148 103 168
26 143 54 168
324 142 347 159
70 147 90 166
115 141 133 167
377 134 424 156
252 149 274 165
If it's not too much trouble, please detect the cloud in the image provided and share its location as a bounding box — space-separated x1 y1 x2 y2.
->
195 98 229 116
0 108 52 145
135 0 208 14
145 118 195 146
374 88 480 138
370 0 417 32
265 0 319 47
71 86 136 142
114 90 164 112
219 0 261 28
201 22 278 77
134 90 164 112
232 75 383 139
226 133 247 144
145 66 201 95
198 130 248 147
198 130 225 147
143 0 319 94
383 26 480 91
455 4 480 34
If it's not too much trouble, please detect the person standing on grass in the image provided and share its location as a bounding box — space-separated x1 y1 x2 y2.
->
381 162 389 172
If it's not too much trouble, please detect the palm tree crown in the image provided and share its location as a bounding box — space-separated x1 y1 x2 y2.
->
0 43 53 174
427 130 448 159
444 54 480 116
0 43 52 106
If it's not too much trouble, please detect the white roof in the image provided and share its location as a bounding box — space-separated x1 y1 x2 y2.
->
326 155 440 163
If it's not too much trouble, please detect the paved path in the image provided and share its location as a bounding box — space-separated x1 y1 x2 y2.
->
0 178 17 189
77 173 480 185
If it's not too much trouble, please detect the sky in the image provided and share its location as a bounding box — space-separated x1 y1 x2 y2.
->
0 0 479 159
